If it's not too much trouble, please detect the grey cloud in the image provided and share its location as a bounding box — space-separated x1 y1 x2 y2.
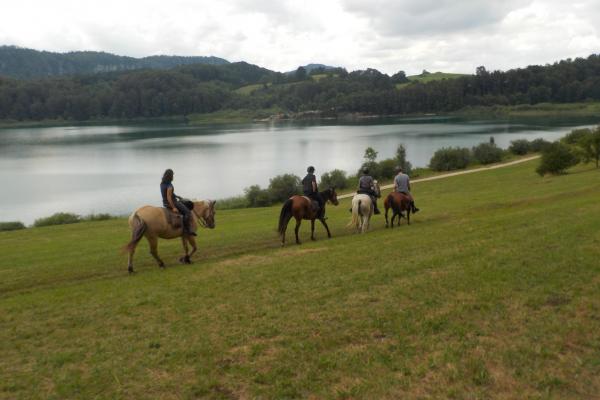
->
342 0 531 37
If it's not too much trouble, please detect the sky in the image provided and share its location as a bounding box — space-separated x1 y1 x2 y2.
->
1 0 599 75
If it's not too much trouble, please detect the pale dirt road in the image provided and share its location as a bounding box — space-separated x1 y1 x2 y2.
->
337 155 541 199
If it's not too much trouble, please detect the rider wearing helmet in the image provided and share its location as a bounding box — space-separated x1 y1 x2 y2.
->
394 166 419 213
357 167 381 214
302 166 325 219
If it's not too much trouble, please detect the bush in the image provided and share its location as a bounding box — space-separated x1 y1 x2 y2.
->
244 185 273 207
268 174 301 202
536 142 580 176
429 147 472 171
84 213 115 221
320 169 348 189
34 212 81 227
472 142 503 164
509 139 531 155
216 195 249 210
0 221 26 231
358 161 381 179
530 138 551 152
377 158 398 180
561 128 591 145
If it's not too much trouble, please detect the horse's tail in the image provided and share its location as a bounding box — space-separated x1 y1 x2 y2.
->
123 213 146 253
347 199 361 229
386 193 398 213
278 199 293 236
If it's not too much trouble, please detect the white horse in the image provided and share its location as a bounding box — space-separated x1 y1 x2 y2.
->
348 181 381 233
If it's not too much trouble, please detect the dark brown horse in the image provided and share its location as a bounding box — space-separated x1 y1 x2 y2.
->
278 188 339 245
384 192 411 228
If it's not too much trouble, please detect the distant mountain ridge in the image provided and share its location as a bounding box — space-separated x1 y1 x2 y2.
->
0 46 230 79
286 63 338 74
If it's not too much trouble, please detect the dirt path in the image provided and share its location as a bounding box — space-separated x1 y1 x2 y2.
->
338 155 540 199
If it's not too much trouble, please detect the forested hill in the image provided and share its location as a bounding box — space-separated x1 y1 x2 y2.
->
1 53 600 122
0 46 229 79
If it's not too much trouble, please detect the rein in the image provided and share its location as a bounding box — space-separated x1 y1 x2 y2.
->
192 207 209 228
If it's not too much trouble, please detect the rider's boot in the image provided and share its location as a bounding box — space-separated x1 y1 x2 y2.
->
183 215 197 236
373 200 381 215
411 201 420 213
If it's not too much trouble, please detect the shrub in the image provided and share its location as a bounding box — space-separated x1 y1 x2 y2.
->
0 221 26 231
34 212 81 227
472 142 503 164
429 147 472 171
395 144 413 174
536 142 580 176
377 158 398 180
358 161 381 179
320 169 348 189
530 138 551 152
561 128 591 145
216 195 249 210
84 213 115 221
579 128 600 168
245 185 273 207
268 174 301 202
509 139 531 155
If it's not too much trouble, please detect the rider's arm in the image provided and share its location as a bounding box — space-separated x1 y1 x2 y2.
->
166 187 177 212
312 176 317 192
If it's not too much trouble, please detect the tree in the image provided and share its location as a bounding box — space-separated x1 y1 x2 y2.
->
579 127 600 168
472 142 503 164
536 142 579 175
509 139 531 155
395 144 412 173
295 67 307 81
320 169 348 189
364 147 378 163
429 147 472 171
268 174 301 202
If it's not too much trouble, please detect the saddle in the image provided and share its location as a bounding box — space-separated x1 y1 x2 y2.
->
301 196 320 214
163 208 183 230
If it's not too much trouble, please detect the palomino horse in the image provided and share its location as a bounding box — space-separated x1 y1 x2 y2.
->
124 200 216 273
278 188 339 246
348 181 381 233
384 192 411 228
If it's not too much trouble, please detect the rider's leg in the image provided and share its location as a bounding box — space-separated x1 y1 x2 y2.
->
175 202 196 236
372 195 381 214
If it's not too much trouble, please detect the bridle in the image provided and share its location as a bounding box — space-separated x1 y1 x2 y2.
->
192 203 214 228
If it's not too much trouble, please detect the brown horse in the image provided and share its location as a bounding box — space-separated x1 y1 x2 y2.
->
124 200 216 273
278 188 339 246
384 192 411 228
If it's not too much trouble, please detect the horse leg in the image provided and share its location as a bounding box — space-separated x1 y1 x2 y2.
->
385 207 389 228
294 218 302 245
147 236 165 269
407 208 411 226
127 242 137 274
186 236 197 263
319 218 332 238
179 237 191 264
311 219 316 241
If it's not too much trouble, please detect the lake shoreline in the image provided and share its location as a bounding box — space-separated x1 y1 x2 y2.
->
2 101 600 128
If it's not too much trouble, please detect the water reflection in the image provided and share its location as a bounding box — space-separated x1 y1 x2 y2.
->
0 116 598 223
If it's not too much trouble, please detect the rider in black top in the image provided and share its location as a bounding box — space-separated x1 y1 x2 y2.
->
357 167 381 214
302 166 325 219
160 169 196 236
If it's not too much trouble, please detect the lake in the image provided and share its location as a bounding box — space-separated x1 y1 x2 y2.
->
1 116 598 224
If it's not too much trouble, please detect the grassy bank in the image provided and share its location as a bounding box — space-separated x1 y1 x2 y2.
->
455 101 600 118
1 160 600 398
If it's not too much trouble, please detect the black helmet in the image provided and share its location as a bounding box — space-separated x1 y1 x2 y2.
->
307 166 315 173
362 167 369 174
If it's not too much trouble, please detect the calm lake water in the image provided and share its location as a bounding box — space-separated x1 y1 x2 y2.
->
1 116 598 224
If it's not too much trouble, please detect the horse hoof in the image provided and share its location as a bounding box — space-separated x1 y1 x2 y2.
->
184 256 192 264
311 237 316 241
159 264 166 269
128 268 135 274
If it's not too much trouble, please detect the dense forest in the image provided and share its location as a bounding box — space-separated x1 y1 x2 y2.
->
0 46 228 79
1 52 600 122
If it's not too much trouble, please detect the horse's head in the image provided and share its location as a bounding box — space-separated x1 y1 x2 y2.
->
325 187 339 206
373 180 381 198
193 200 216 229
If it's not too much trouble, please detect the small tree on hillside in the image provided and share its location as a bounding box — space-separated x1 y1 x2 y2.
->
395 144 413 174
320 169 348 189
364 147 378 163
579 128 600 168
536 142 579 176
473 142 503 164
268 174 301 202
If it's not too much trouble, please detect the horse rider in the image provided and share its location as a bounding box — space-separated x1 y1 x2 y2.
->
394 166 420 213
302 166 326 219
357 167 381 214
160 168 196 236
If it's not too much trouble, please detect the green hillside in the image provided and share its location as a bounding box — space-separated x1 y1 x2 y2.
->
396 71 468 89
1 160 600 398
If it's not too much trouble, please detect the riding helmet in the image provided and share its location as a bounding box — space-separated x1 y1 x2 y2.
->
362 167 369 174
307 166 315 173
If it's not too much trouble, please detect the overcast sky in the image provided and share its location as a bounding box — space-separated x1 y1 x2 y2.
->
1 0 599 75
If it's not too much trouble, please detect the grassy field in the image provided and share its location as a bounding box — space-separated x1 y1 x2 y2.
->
1 160 600 399
396 72 468 89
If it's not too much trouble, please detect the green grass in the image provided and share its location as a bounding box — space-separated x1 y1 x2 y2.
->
397 72 468 89
455 102 600 118
1 160 600 398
